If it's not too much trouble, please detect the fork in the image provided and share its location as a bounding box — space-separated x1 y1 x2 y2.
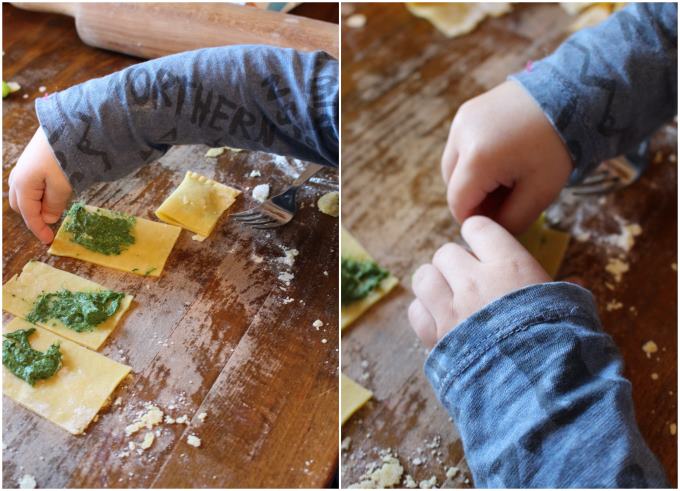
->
232 163 325 229
567 141 649 196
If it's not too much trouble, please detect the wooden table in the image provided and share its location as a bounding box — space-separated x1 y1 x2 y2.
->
341 3 677 488
2 4 339 488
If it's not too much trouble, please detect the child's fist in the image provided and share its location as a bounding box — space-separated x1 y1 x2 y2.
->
8 127 72 244
408 216 550 348
442 80 573 235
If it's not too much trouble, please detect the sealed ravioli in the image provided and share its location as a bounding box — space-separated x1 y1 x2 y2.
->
155 171 241 239
49 203 181 277
3 261 133 350
341 227 398 330
3 318 131 435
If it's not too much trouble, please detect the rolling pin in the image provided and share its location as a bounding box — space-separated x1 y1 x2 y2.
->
12 3 339 59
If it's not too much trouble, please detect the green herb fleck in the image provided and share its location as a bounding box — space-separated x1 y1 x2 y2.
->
3 328 62 386
27 290 125 333
143 267 156 276
341 258 389 306
64 202 135 255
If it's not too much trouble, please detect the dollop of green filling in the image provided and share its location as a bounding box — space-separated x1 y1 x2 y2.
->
27 290 126 333
341 258 389 306
65 202 135 255
3 328 62 386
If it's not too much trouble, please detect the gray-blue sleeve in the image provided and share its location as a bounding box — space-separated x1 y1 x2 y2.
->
35 45 338 193
425 282 668 488
510 3 677 184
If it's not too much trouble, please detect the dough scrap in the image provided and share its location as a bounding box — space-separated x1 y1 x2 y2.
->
155 171 241 238
518 216 570 279
341 374 373 424
49 204 181 277
341 227 398 330
2 261 133 350
3 318 131 435
406 3 511 38
318 191 339 217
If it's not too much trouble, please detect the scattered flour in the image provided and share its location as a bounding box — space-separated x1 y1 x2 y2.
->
605 258 629 283
187 434 202 447
18 475 36 489
252 184 270 203
346 13 367 28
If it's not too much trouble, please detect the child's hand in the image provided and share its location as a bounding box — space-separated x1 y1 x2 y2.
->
8 127 72 244
442 80 573 235
408 216 550 348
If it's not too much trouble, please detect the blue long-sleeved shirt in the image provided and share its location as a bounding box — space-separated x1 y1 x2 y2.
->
36 45 338 193
426 4 675 487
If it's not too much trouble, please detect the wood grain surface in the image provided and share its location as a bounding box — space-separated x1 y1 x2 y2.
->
340 3 677 488
2 4 338 488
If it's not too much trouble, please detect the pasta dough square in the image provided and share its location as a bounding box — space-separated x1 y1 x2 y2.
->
3 318 131 435
518 215 571 279
341 227 399 330
341 374 373 424
155 171 241 239
3 261 133 350
48 204 181 277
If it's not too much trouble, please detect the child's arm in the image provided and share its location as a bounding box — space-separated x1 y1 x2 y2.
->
10 45 338 243
443 3 677 234
409 216 668 488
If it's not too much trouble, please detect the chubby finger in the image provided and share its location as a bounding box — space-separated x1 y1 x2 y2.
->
9 186 18 212
41 174 71 223
17 188 54 244
441 124 459 183
461 215 533 263
412 264 456 331
446 161 501 225
431 242 477 290
408 299 438 349
493 180 549 235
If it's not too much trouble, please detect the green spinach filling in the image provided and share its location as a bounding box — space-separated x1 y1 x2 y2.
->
65 202 135 255
341 257 389 306
27 290 126 333
3 328 62 386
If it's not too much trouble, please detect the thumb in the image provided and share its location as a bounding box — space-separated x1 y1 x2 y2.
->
447 160 501 225
494 179 550 235
41 172 72 224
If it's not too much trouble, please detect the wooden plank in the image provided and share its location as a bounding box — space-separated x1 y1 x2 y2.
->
341 3 676 488
2 4 339 488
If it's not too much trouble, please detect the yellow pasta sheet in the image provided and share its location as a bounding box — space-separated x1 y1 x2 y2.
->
3 318 131 435
518 215 571 279
341 374 373 424
341 227 399 330
3 261 133 350
48 204 181 277
155 171 241 239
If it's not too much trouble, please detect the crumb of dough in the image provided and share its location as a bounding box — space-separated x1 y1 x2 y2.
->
605 257 629 283
191 234 207 242
606 299 623 311
446 466 459 479
651 373 659 380
341 437 352 451
404 474 417 488
252 184 270 203
249 170 262 177
125 405 164 436
346 14 367 28
321 338 328 344
313 319 324 329
672 263 677 271
140 432 155 450
38 86 46 93
197 412 207 422
250 254 264 264
419 475 437 489
164 415 175 424
670 423 677 436
113 397 122 407
7 81 21 93
642 340 658 359
175 415 190 425
187 434 202 447
18 475 36 489
279 247 299 267
278 271 294 286
205 147 225 157
317 191 339 217
348 454 404 488
670 154 677 163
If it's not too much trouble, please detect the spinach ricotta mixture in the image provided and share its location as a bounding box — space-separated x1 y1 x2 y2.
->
65 202 136 255
27 290 126 332
3 328 62 386
341 258 389 306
